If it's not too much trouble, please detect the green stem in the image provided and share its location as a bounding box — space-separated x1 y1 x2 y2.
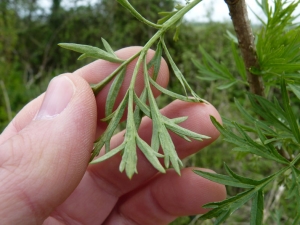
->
117 0 162 29
129 51 146 89
93 0 203 94
92 51 141 95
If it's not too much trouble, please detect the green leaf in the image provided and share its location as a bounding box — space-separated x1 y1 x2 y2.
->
120 137 137 179
133 89 148 129
281 78 300 143
100 111 115 122
147 41 163 81
247 94 290 133
217 81 238 90
90 93 129 160
250 190 264 225
200 189 256 220
136 136 165 173
105 67 126 117
226 30 238 44
101 37 117 57
157 11 177 24
213 210 231 225
292 215 300 225
254 122 288 163
120 95 138 178
289 167 300 225
157 5 184 41
133 91 150 117
147 83 182 174
159 126 183 174
164 117 210 141
289 84 300 100
169 116 188 124
161 39 202 100
116 0 162 29
198 46 235 80
91 69 123 95
90 142 125 164
234 98 277 136
224 163 262 186
194 170 255 188
149 76 206 103
231 41 247 80
161 39 187 96
210 116 289 164
58 43 124 63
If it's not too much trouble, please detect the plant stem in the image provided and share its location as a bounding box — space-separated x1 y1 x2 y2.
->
117 0 162 29
93 0 203 95
225 0 265 97
92 51 141 95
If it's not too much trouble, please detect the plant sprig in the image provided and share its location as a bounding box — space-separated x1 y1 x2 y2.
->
59 0 207 178
191 1 300 223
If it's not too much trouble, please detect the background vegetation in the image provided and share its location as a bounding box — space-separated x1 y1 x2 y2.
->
1 0 298 224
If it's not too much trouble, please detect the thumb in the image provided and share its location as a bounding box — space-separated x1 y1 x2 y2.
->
0 75 97 224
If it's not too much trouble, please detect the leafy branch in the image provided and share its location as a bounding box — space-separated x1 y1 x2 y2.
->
192 0 300 224
59 0 207 178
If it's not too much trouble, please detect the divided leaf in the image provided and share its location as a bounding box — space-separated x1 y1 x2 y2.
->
58 43 124 63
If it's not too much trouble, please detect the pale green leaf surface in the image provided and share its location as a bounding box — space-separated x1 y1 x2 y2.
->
58 43 124 63
90 142 125 164
149 77 204 103
105 67 126 117
133 89 148 129
169 116 188 124
161 39 187 96
164 117 210 141
101 37 117 57
90 94 128 160
147 41 162 80
136 136 165 173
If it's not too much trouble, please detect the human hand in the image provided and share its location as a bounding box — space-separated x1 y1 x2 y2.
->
0 46 226 225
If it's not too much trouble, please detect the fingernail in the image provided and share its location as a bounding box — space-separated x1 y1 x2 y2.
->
35 76 75 120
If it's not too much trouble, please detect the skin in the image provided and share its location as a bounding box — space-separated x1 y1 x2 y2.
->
0 46 226 225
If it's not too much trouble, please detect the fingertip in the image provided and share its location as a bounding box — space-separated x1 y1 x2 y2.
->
152 168 226 216
111 168 226 225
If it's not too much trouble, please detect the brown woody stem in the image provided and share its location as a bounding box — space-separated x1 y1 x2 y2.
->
225 0 264 96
